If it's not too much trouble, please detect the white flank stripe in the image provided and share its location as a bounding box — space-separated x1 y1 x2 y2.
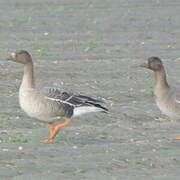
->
45 97 75 107
175 98 180 104
73 106 103 117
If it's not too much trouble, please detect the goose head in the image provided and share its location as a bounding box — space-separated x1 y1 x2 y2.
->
140 57 164 71
7 50 32 64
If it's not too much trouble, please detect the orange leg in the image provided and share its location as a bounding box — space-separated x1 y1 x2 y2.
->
174 136 180 140
40 120 71 143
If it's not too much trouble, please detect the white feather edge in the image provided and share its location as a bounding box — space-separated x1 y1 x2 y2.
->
45 97 105 117
45 97 75 106
73 106 104 117
175 98 180 104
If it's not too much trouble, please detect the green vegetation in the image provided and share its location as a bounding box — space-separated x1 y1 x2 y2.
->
84 40 98 52
146 79 154 96
128 160 142 168
14 17 32 24
36 47 50 56
91 18 103 26
7 132 28 143
56 131 72 144
48 6 65 16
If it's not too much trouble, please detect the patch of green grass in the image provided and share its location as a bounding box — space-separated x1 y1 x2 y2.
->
145 121 161 128
91 18 103 26
72 168 87 175
84 40 98 52
145 79 154 96
0 119 9 126
14 17 32 24
56 6 65 12
32 37 39 43
56 131 72 144
48 6 65 16
63 167 88 176
95 128 109 139
128 160 142 168
36 47 50 56
7 132 28 143
166 151 180 157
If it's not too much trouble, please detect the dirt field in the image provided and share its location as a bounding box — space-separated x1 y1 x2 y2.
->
1 0 180 179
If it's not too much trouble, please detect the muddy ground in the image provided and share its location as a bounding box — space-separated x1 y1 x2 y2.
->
0 0 180 179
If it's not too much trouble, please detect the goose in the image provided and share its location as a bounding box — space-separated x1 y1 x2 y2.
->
140 57 180 140
7 50 108 143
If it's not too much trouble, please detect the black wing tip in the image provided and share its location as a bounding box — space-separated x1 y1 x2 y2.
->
100 106 109 114
77 95 106 104
101 106 108 112
88 102 108 112
75 94 109 112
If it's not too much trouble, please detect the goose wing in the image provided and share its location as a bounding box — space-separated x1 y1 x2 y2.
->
42 87 108 111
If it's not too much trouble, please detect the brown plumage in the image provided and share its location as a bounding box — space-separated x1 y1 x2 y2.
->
140 57 180 140
7 50 108 143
